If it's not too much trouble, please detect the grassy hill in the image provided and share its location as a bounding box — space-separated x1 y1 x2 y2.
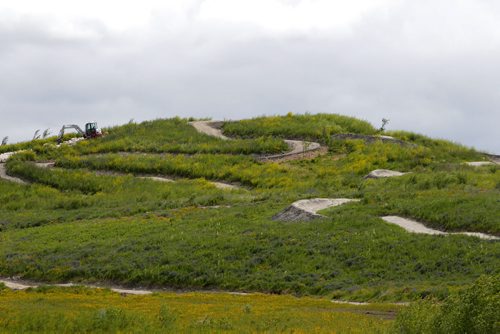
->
0 113 498 332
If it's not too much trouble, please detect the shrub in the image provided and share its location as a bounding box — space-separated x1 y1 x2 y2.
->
392 275 500 334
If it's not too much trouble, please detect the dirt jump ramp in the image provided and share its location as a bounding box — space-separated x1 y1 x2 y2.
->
273 198 360 222
365 169 408 179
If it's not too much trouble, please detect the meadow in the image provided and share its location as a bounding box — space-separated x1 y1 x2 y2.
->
0 285 394 333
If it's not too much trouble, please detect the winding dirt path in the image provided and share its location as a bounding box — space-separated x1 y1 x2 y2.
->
0 162 241 191
189 120 324 161
0 277 401 315
382 216 499 240
0 277 403 320
0 277 253 296
189 120 230 140
93 170 240 190
0 163 27 184
1 278 155 295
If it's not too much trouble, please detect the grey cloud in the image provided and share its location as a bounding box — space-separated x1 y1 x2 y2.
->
1 0 499 153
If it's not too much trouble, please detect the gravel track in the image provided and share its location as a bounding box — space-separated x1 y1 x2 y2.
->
0 277 251 296
382 216 499 240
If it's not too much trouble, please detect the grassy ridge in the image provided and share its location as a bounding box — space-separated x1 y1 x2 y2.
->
1 160 251 230
0 134 77 154
68 118 288 155
55 153 291 189
223 113 377 141
4 118 288 156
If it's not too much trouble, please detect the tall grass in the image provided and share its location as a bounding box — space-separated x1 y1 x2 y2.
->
222 113 377 142
0 287 393 333
66 118 288 155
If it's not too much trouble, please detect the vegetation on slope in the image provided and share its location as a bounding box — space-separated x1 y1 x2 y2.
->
0 196 498 300
0 113 498 305
3 118 288 156
37 139 499 234
0 135 75 155
0 166 249 230
222 113 377 142
67 118 288 155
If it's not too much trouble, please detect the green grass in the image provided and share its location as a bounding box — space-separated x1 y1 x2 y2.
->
0 113 498 307
0 200 498 300
53 153 291 189
222 113 377 142
0 134 77 154
48 118 289 155
0 164 250 230
0 286 394 333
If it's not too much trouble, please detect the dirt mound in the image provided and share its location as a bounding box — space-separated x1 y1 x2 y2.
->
56 137 85 147
0 152 16 163
365 169 407 179
273 198 359 222
137 176 174 182
465 161 495 167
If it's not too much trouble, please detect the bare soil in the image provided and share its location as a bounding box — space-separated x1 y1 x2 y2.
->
382 216 499 240
365 169 408 179
273 198 360 222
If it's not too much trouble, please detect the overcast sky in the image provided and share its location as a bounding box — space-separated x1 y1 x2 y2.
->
1 0 499 153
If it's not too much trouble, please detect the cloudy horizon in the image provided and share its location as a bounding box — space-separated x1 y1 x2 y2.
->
1 0 499 153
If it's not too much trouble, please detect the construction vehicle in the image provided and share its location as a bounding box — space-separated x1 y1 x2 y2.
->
57 122 102 143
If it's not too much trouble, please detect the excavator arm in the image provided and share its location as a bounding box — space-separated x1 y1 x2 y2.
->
57 124 86 143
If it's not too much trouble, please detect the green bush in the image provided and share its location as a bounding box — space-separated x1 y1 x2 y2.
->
393 275 500 333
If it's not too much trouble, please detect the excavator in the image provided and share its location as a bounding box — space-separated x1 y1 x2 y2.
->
57 122 102 143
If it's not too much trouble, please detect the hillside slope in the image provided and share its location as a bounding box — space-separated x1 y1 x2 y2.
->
0 114 498 303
